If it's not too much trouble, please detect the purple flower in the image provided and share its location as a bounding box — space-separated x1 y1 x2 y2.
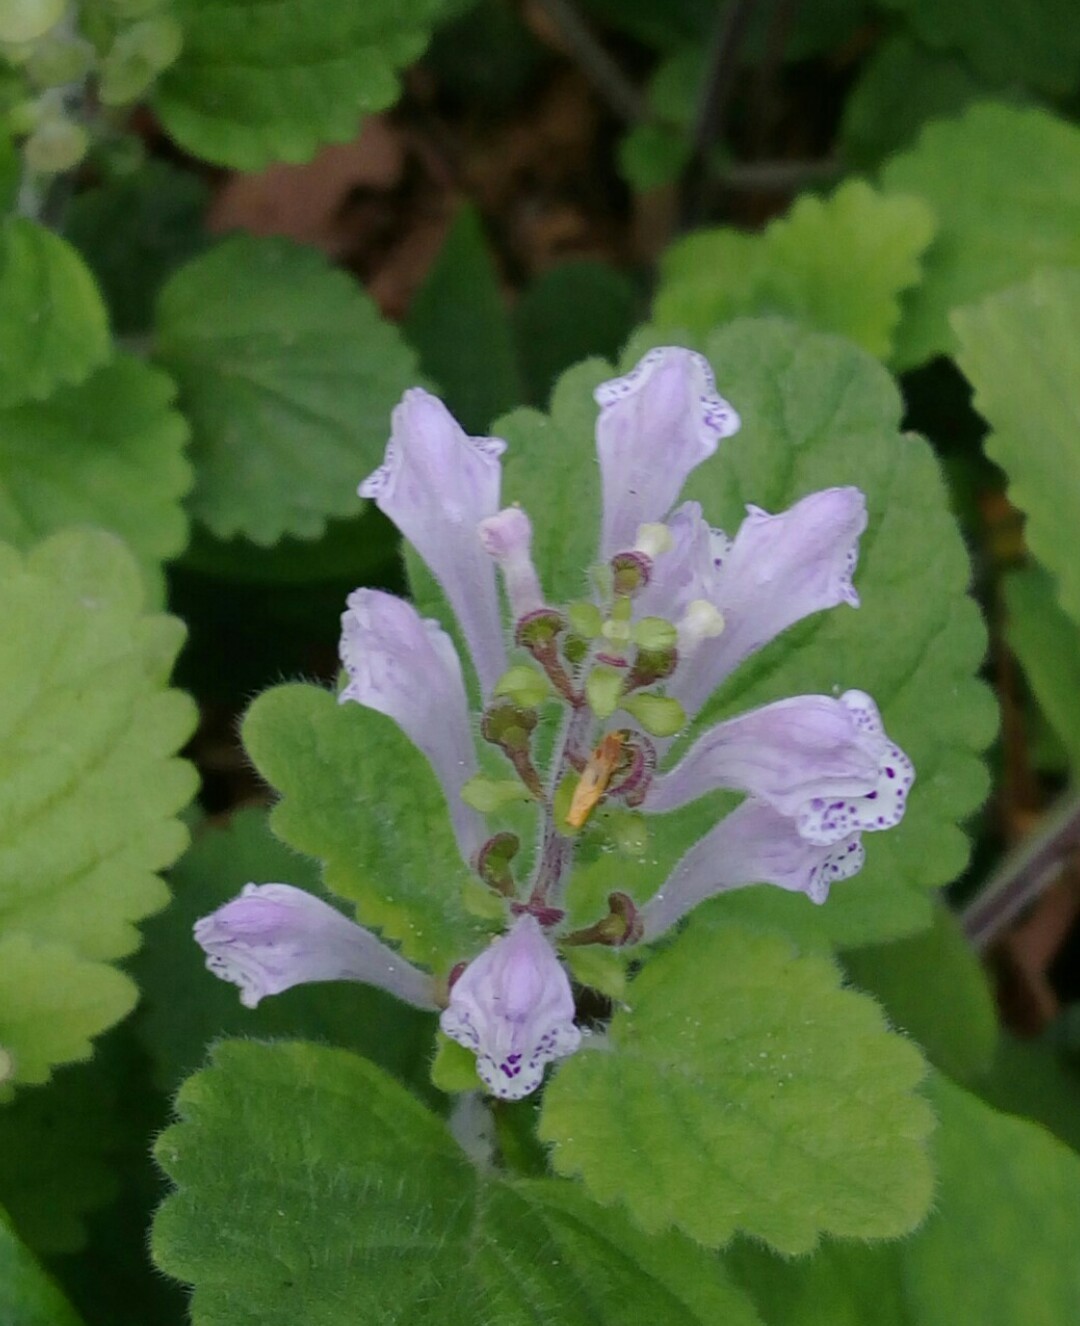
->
647 690 913 840
595 347 740 559
360 389 508 696
440 914 581 1101
339 588 484 862
478 506 545 622
194 884 437 1011
640 800 866 941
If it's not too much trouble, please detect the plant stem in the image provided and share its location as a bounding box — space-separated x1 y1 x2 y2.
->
962 790 1080 951
532 0 647 124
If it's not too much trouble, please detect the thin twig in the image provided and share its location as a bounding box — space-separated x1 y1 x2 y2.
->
682 0 765 225
531 0 648 124
722 156 840 191
962 791 1080 951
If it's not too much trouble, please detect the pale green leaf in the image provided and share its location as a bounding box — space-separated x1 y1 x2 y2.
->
0 355 192 601
1004 566 1080 771
152 1039 763 1324
843 901 997 1083
135 808 437 1097
883 104 1080 368
730 1074 1080 1325
0 1209 84 1326
155 0 445 169
878 0 1080 95
0 529 197 1089
154 234 419 544
241 683 486 972
0 219 109 409
953 268 1080 625
539 922 934 1255
654 180 937 359
404 205 521 433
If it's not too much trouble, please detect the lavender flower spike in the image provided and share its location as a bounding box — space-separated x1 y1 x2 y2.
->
647 691 913 842
340 589 485 863
640 800 866 941
195 884 438 1010
674 487 868 716
360 389 508 695
441 915 581 1100
479 506 545 622
595 347 740 560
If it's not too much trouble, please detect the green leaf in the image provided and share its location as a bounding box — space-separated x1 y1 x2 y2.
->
1004 566 1080 771
0 355 192 601
0 529 197 1090
976 1034 1080 1155
0 1209 84 1326
404 205 521 433
134 808 437 1097
883 103 1080 368
841 34 994 169
513 261 639 407
154 235 419 544
953 268 1080 626
242 683 485 972
155 0 445 169
539 921 933 1254
0 219 110 409
730 1074 1080 1325
617 121 691 192
653 180 937 359
152 1039 764 1324
843 901 997 1083
64 160 211 335
877 0 1080 95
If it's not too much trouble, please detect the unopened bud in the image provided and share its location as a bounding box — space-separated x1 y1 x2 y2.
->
476 832 520 896
585 664 625 720
632 616 677 651
460 776 531 814
679 599 725 645
0 0 65 45
493 663 550 709
23 116 88 174
567 600 603 638
621 691 686 737
611 550 650 596
634 522 673 558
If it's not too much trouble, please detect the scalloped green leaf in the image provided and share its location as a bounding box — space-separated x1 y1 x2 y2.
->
843 901 997 1083
952 268 1080 627
152 1039 764 1324
135 808 437 1097
0 219 109 409
539 921 934 1255
1004 566 1080 771
883 103 1080 369
155 0 445 169
0 1209 84 1326
510 322 994 949
0 529 197 1091
0 355 192 601
878 0 1080 95
154 234 419 544
731 1075 1080 1326
653 181 936 359
241 684 485 972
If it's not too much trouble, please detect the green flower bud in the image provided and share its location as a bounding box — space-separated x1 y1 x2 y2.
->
620 691 686 737
493 663 550 709
567 600 603 639
632 616 677 651
23 115 88 173
27 35 94 89
585 664 625 719
0 0 65 46
460 776 531 815
563 946 627 1000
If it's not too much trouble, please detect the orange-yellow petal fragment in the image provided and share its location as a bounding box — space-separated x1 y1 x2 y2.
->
567 732 624 828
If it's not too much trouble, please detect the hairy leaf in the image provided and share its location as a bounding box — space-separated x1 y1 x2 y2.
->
540 922 934 1254
156 0 445 169
0 219 109 409
953 268 1080 626
1004 566 1080 771
154 235 419 544
0 529 197 1090
654 181 936 359
152 1039 764 1324
883 104 1080 368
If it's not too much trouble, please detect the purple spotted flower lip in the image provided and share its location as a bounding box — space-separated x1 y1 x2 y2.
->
193 345 915 1103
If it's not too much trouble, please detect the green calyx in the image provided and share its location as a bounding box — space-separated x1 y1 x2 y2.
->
493 663 551 709
621 691 686 737
460 776 531 814
585 664 626 719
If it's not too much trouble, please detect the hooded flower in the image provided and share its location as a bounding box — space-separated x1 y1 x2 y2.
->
440 915 581 1101
194 344 916 1106
194 884 437 1011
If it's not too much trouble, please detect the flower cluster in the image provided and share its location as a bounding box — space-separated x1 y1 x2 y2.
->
195 347 913 1101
